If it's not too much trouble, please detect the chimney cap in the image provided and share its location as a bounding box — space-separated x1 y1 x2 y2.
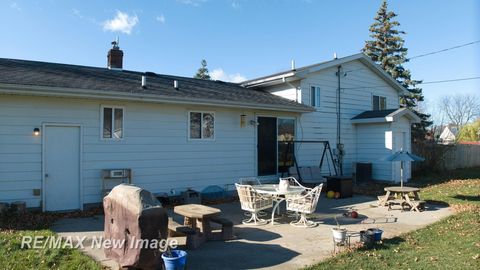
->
107 38 123 70
111 37 120 49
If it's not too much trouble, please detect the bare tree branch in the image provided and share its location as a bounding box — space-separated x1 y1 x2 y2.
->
440 94 480 127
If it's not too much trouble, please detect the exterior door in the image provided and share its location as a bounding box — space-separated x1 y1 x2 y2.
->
257 117 277 176
44 125 81 211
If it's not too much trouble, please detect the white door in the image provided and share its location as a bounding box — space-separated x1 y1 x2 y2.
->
44 125 81 211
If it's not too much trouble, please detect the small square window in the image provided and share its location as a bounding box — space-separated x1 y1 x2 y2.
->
310 86 321 107
372 95 387 110
189 112 215 140
102 106 124 139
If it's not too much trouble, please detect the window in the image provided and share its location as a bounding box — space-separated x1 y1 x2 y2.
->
372 95 387 110
277 118 295 173
102 106 124 139
189 112 215 140
310 86 321 107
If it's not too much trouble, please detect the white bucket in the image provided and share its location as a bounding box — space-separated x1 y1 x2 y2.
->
332 228 347 243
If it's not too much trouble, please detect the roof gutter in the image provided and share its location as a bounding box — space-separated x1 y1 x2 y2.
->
0 83 315 113
241 71 296 88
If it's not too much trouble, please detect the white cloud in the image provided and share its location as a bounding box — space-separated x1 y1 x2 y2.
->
10 2 21 11
102 11 139 34
156 14 166 24
72 8 97 24
177 0 208 7
211 68 247 83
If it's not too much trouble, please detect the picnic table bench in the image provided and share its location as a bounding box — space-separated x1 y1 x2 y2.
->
378 186 425 212
169 204 234 249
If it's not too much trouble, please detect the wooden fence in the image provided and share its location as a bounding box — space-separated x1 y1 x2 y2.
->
413 143 480 172
443 144 480 170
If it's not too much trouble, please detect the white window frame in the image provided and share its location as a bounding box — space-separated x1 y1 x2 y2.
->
100 105 125 140
372 95 387 110
310 85 321 107
188 111 216 141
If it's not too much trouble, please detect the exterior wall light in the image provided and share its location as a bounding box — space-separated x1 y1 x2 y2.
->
249 120 259 126
240 114 246 128
33 128 40 136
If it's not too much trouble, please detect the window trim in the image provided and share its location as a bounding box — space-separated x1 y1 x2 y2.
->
100 105 125 141
188 111 216 141
372 95 387 110
310 85 321 107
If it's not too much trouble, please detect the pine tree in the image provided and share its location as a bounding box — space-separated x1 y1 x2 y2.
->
194 59 211 80
363 0 432 142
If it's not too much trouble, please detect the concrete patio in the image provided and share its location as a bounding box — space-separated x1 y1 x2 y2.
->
52 195 452 270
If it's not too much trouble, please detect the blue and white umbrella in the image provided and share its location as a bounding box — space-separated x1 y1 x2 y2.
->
385 150 424 187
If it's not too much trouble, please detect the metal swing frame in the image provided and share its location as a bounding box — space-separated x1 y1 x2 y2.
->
279 140 338 185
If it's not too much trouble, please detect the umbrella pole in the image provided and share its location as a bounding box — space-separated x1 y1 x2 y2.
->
400 161 404 188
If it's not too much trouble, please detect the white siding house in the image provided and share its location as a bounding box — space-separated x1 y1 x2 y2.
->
242 54 420 182
0 95 301 210
0 52 420 211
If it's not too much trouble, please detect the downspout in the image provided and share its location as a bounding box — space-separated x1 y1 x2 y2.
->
286 80 301 166
336 65 344 175
286 81 300 103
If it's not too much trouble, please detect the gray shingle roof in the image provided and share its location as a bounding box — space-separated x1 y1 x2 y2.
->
0 58 313 112
351 109 399 120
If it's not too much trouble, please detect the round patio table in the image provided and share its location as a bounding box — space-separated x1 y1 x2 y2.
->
254 184 306 225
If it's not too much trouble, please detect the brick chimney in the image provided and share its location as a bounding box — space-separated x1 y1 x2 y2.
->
107 39 123 70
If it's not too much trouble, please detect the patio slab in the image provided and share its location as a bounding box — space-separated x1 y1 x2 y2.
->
51 195 452 270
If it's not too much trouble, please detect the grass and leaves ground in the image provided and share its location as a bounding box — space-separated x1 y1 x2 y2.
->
1 168 479 269
0 208 103 270
307 167 480 270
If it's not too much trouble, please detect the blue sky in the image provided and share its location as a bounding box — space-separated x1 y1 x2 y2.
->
1 0 478 120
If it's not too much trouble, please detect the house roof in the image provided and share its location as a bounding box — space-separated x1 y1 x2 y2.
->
351 108 421 124
241 53 409 95
0 58 314 113
351 109 399 120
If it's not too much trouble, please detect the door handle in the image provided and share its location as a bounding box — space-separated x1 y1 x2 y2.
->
45 173 49 178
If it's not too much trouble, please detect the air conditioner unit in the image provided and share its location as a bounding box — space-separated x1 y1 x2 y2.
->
109 169 126 178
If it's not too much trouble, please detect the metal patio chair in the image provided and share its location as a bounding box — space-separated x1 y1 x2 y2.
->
286 184 323 228
235 183 273 225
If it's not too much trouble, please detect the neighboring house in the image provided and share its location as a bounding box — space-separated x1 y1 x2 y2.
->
0 45 420 211
439 125 459 144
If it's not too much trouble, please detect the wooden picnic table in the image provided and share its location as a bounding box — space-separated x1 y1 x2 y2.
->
378 186 424 212
174 204 221 241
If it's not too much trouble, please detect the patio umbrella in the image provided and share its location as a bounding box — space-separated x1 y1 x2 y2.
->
384 150 424 187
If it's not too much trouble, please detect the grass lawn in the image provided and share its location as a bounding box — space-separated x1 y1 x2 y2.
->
0 210 102 270
0 230 101 270
307 167 480 270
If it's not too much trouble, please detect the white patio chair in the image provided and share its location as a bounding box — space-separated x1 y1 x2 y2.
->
280 177 310 218
279 176 309 190
286 184 323 228
235 183 273 225
237 177 269 217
